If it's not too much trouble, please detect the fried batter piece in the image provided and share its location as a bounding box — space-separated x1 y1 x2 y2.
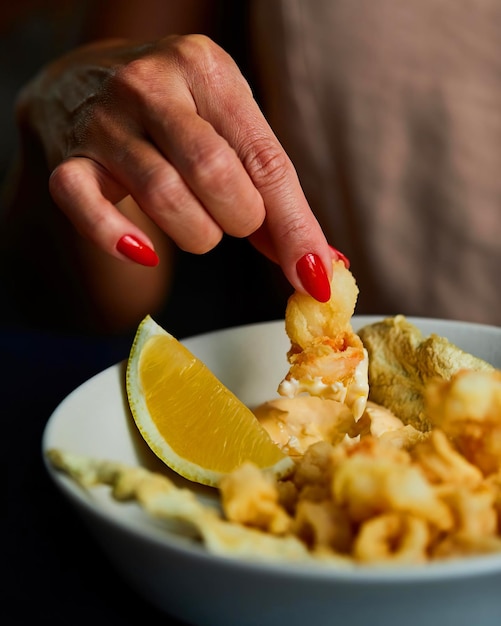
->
331 437 453 530
47 449 312 563
431 533 501 559
279 260 369 420
357 315 494 430
425 369 501 475
353 513 430 564
486 471 501 534
292 499 354 555
352 401 428 450
219 462 291 534
411 429 483 487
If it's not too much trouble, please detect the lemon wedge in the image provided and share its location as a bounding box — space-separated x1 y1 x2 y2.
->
126 315 294 487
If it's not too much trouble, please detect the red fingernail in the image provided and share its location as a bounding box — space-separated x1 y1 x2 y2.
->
328 245 350 269
296 253 331 302
116 235 159 267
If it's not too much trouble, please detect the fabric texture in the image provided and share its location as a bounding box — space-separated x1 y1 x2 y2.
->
249 0 501 324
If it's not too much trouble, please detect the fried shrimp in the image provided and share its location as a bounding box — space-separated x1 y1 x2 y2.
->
279 260 369 420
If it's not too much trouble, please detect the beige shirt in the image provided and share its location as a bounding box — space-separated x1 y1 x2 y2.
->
249 0 501 325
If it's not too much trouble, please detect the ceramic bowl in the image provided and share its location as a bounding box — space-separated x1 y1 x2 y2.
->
42 316 501 626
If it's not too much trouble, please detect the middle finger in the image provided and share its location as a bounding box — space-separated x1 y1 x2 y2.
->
102 133 226 254
144 101 267 238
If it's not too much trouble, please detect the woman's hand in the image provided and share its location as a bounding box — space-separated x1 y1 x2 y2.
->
17 34 334 300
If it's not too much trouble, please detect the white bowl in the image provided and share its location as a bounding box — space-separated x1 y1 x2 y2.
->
42 316 501 626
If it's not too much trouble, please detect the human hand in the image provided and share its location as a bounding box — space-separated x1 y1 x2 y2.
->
17 34 338 301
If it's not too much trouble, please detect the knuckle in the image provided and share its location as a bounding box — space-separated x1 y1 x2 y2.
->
227 202 265 238
182 228 223 255
280 213 310 240
171 34 225 71
244 136 291 192
49 160 82 200
170 33 214 56
110 56 158 103
273 202 319 243
170 34 243 90
140 166 188 212
84 210 114 240
185 144 266 237
137 163 227 254
189 142 236 189
69 58 159 144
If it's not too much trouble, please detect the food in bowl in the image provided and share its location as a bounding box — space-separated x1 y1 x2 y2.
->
358 314 494 431
46 261 501 567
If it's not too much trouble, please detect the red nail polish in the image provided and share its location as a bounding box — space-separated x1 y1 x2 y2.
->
116 235 159 267
328 245 350 269
296 253 331 302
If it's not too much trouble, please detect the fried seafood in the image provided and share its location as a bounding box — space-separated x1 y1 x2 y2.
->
292 499 353 554
486 472 501 534
47 294 501 567
353 513 430 564
225 367 501 565
438 483 498 537
425 369 501 475
431 533 501 559
279 260 369 420
48 361 501 566
331 438 453 530
411 429 483 488
357 315 494 431
47 449 313 563
430 480 501 558
219 462 291 534
352 401 427 449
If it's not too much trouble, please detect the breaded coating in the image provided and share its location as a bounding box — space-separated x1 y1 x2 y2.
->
425 369 501 475
285 260 359 350
47 449 312 563
219 462 292 534
357 315 494 430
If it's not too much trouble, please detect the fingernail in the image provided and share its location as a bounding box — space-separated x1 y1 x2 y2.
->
328 245 350 269
116 235 159 267
296 253 331 302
